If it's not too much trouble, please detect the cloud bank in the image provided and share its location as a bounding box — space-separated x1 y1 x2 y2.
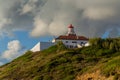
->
0 0 120 37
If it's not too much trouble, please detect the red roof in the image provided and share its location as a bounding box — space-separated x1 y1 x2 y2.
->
56 35 89 40
68 24 74 28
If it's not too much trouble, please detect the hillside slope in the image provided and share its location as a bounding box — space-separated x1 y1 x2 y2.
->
0 39 120 80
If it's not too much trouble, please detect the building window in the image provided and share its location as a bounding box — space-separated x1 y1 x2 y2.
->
70 45 73 48
74 46 77 48
66 41 68 43
81 42 83 44
81 42 85 46
72 41 77 43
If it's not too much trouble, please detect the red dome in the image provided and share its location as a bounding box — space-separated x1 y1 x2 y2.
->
68 24 74 28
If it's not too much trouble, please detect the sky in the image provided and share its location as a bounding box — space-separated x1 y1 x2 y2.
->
0 0 120 65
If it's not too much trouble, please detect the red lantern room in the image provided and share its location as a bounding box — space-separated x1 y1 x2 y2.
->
67 24 76 36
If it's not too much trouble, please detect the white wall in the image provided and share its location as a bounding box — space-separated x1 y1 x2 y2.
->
55 39 88 48
40 42 55 50
31 42 41 52
31 42 54 52
31 39 89 52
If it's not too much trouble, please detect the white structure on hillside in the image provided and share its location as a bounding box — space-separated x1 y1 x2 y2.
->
53 24 89 48
31 24 89 52
31 42 54 52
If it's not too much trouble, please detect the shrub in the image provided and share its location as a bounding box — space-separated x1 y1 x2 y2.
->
15 51 33 62
96 49 114 57
114 74 120 80
71 55 84 62
43 75 53 80
80 46 99 56
42 45 58 54
57 41 67 52
64 51 77 57
33 76 43 80
57 57 68 63
89 38 120 51
101 56 120 77
63 75 74 80
85 57 98 63
44 60 58 72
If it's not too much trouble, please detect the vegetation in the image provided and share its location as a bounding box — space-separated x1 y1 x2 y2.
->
0 38 119 80
89 37 120 51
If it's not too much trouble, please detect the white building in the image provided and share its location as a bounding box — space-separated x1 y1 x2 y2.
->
31 42 54 52
53 24 89 48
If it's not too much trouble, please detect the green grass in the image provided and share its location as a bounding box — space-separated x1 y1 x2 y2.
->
101 56 120 77
0 38 120 80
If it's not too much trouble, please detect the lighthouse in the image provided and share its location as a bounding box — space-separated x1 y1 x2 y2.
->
55 24 89 48
67 24 76 36
31 24 89 52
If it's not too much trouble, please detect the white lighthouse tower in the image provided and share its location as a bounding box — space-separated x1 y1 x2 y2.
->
67 24 76 36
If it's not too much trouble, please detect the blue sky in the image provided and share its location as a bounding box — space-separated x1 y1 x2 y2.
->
0 27 111 53
0 31 53 65
0 31 53 53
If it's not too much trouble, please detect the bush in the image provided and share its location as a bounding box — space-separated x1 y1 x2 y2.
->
43 75 53 80
85 57 98 63
80 46 99 56
44 60 58 72
33 76 43 80
57 57 68 63
96 49 114 57
71 55 84 62
57 41 67 52
63 75 74 80
64 51 77 57
114 74 120 80
15 51 33 62
101 56 120 77
89 38 120 51
42 45 58 54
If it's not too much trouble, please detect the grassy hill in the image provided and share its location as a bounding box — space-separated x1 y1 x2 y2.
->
0 38 120 80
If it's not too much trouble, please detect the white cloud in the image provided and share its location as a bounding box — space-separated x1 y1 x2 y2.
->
0 18 12 28
49 21 67 36
1 40 23 60
0 62 4 66
20 0 38 14
30 18 48 37
0 0 120 38
83 8 116 20
28 0 120 37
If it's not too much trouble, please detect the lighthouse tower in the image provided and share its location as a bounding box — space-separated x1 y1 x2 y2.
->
67 24 76 36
